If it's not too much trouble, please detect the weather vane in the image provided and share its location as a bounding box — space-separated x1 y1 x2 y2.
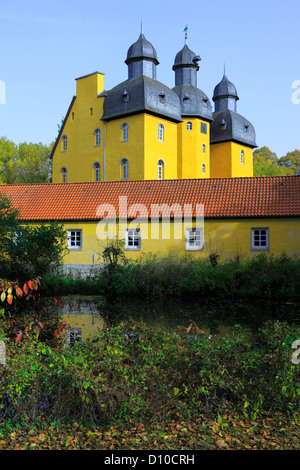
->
184 25 188 44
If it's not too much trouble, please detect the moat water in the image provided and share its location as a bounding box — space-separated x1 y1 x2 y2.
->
48 295 300 342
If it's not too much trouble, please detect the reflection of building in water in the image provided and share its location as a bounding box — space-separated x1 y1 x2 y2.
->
62 312 105 342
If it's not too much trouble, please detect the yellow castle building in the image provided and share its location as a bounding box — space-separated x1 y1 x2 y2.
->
50 33 257 183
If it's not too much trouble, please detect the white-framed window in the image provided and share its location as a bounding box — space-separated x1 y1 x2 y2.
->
93 162 101 182
60 167 67 183
157 159 165 180
202 163 206 174
67 328 82 346
121 158 129 180
186 121 193 131
185 228 203 251
125 228 141 250
241 149 245 165
121 122 129 141
201 122 207 134
158 123 164 142
251 228 269 250
94 128 101 146
202 143 206 154
61 135 68 152
67 229 82 250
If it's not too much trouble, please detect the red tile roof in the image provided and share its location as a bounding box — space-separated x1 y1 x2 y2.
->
0 176 299 221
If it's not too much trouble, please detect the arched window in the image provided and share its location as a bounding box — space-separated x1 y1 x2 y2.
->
93 162 101 182
121 158 129 180
158 123 164 142
202 163 206 174
241 150 245 165
60 167 67 183
202 143 206 154
121 123 129 141
186 121 193 131
61 135 67 152
94 128 101 146
157 159 165 180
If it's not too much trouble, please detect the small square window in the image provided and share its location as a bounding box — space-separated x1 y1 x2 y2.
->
67 328 82 346
67 229 82 250
201 122 207 134
251 228 269 250
125 228 141 250
185 228 203 251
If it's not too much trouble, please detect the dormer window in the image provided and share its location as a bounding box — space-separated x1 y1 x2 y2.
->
159 92 166 103
122 90 129 103
244 123 249 133
221 119 227 130
183 95 190 102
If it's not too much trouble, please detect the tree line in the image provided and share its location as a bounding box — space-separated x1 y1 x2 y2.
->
0 137 54 184
0 136 299 184
253 146 300 176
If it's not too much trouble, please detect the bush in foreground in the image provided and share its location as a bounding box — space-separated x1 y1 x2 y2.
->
0 319 299 426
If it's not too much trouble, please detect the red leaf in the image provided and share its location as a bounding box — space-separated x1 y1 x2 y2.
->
23 283 29 294
16 287 23 297
7 294 13 305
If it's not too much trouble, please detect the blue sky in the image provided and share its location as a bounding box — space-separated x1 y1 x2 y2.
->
0 0 299 158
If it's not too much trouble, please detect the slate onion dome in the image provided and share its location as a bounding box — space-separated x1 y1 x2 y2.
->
101 33 182 123
172 44 201 87
172 43 213 122
210 72 257 148
125 33 159 80
212 73 239 113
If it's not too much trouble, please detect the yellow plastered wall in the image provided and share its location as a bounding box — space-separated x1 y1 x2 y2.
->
62 217 300 266
52 73 105 184
210 141 253 178
178 119 210 179
104 114 145 181
144 114 178 180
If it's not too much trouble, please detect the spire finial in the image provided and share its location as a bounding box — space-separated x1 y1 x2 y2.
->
183 24 188 45
223 63 226 77
140 19 143 35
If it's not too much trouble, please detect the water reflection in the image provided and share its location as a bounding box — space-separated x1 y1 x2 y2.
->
49 295 300 343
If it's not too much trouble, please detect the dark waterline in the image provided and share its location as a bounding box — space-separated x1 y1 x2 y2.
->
50 295 300 340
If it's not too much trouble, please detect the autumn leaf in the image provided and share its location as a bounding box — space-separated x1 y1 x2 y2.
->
1 292 6 302
15 286 23 297
23 283 29 294
7 294 13 305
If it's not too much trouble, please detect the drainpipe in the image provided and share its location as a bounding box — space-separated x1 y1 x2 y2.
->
103 121 107 181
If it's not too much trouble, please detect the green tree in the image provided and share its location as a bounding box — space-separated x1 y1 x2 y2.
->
0 137 18 184
0 137 53 184
278 150 300 175
253 146 293 176
16 142 52 183
0 193 68 277
7 222 69 276
0 193 20 261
